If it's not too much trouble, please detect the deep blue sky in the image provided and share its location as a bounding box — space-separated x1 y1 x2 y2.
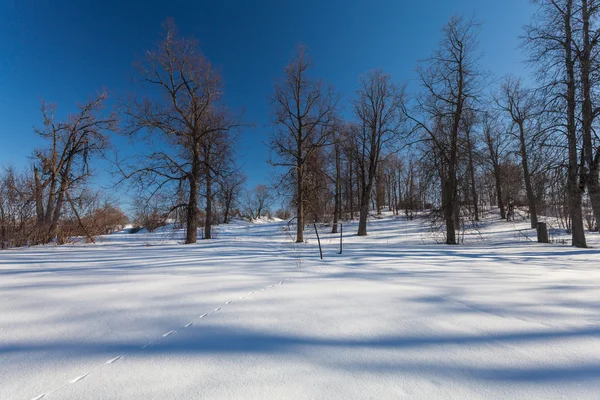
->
0 0 536 206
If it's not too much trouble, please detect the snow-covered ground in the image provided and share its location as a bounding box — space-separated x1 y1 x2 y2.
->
2 213 600 399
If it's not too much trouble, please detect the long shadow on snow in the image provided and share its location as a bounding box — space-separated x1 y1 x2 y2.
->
2 324 600 382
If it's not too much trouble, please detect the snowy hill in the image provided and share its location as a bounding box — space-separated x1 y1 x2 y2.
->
1 214 600 399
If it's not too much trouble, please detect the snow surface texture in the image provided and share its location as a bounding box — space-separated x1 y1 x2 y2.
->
1 213 600 399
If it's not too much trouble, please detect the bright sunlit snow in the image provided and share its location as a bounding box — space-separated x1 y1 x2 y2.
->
2 214 600 399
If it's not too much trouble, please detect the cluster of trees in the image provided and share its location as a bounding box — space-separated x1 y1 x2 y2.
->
269 2 600 248
0 92 128 248
4 3 600 249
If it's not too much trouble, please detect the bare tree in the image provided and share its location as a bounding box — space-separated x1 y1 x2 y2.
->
525 0 586 247
353 70 405 236
33 91 116 243
243 184 274 219
269 45 339 243
495 77 540 228
217 171 246 223
481 113 511 219
461 110 480 221
330 123 343 233
121 20 242 244
579 0 600 231
0 167 35 249
405 16 483 244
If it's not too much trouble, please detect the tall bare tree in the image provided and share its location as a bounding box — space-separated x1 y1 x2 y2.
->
122 20 242 244
579 0 600 231
526 0 586 247
269 45 339 243
405 16 483 244
495 77 540 228
353 70 405 236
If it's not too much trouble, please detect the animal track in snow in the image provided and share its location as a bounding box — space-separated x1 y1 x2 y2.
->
106 356 122 364
69 374 89 384
26 241 305 400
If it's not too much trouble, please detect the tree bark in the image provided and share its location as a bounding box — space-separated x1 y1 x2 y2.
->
580 0 600 231
466 127 479 221
517 122 538 228
185 153 200 244
332 143 341 234
296 160 304 243
564 0 587 247
204 170 213 240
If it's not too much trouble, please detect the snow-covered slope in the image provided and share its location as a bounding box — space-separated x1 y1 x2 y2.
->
1 214 600 399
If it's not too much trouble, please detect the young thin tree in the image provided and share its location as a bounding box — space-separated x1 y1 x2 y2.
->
269 45 339 243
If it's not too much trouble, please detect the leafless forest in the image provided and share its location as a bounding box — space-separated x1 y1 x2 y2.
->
2 1 600 248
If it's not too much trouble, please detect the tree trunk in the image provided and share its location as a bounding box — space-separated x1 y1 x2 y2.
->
48 187 64 242
296 161 304 243
185 156 200 244
33 167 45 225
587 152 600 230
580 0 600 232
443 170 457 245
494 164 506 220
349 160 355 220
204 171 213 240
223 193 232 224
332 143 340 234
357 195 369 236
466 129 479 221
565 0 586 247
518 122 538 228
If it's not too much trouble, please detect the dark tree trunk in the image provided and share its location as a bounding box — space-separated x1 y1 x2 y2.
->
204 171 213 240
332 143 341 234
296 155 304 242
466 129 479 221
223 192 232 224
185 155 200 244
517 122 538 228
494 166 506 220
357 186 371 236
564 0 587 247
580 0 600 232
33 167 45 225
